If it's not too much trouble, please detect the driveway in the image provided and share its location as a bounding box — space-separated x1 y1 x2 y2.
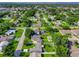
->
14 27 26 57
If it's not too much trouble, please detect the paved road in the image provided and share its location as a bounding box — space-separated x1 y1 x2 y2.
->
69 35 79 57
29 17 42 57
14 27 26 57
29 35 42 57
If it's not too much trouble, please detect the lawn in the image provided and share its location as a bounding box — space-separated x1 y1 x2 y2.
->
43 54 58 57
41 31 57 57
20 52 30 57
0 54 3 57
22 38 34 49
15 29 23 38
12 40 18 49
61 21 70 30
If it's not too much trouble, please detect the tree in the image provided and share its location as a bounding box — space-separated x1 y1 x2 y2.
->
25 28 35 39
3 41 15 56
56 45 69 57
24 9 37 17
66 16 79 25
51 32 69 57
61 21 70 30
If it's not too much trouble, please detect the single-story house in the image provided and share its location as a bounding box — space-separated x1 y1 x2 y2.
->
77 22 79 26
48 15 55 21
5 29 16 35
41 30 46 34
33 28 40 35
55 21 61 26
0 41 9 53
74 22 79 26
0 36 7 42
0 41 9 47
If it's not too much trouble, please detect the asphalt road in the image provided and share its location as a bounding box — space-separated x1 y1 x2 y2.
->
29 35 42 57
29 18 42 57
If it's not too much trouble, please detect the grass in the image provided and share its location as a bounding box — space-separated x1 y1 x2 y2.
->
23 45 34 49
0 54 3 57
76 45 79 48
43 54 58 57
44 44 56 52
15 29 23 38
41 32 57 56
41 31 61 57
22 38 34 49
12 40 18 49
20 52 30 57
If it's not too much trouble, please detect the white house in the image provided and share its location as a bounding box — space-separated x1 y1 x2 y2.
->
0 41 9 53
77 22 79 26
5 29 16 35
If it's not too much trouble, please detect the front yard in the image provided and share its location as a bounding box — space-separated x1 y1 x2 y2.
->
15 29 23 38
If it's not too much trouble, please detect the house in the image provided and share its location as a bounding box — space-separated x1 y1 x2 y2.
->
13 20 19 26
0 35 14 42
41 30 46 34
5 29 16 35
34 29 40 35
0 36 7 42
77 22 79 26
55 21 61 26
0 41 9 53
48 15 55 21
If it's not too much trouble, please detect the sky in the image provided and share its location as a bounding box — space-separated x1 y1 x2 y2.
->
0 0 78 2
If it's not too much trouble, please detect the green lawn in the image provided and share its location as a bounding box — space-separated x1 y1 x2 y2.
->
12 40 18 49
43 54 58 57
0 54 3 57
20 52 30 57
22 38 34 49
15 29 23 38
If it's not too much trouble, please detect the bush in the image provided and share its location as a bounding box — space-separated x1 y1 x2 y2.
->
61 22 70 30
